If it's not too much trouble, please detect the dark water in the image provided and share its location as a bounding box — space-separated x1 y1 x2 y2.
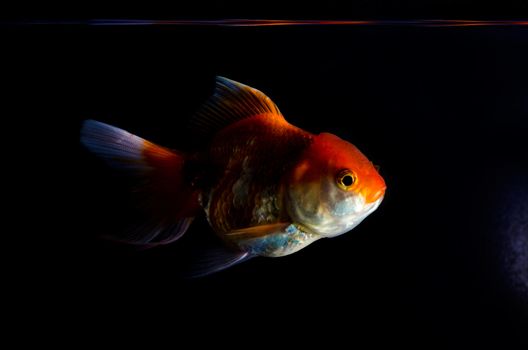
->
7 22 527 345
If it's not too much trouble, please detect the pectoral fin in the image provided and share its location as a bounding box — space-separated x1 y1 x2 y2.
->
225 222 292 239
226 223 318 257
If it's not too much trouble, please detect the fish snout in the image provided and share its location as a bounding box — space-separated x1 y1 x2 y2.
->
361 179 386 204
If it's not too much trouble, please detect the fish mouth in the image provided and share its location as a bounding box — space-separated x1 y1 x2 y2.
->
361 187 386 204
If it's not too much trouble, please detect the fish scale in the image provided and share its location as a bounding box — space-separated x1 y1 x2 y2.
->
203 114 312 238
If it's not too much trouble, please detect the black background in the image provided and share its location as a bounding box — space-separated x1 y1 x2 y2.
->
4 2 528 347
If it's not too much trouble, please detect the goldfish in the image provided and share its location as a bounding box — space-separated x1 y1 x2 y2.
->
81 77 386 276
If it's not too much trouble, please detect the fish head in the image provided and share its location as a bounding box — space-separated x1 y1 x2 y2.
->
286 132 386 237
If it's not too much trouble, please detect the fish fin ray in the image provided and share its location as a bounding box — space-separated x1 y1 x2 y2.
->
189 76 285 138
103 217 195 246
183 248 252 278
81 120 199 245
81 119 152 171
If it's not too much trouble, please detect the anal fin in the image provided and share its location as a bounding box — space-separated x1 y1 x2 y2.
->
183 248 252 278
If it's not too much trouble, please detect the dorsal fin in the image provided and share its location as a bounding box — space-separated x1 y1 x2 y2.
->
188 76 285 138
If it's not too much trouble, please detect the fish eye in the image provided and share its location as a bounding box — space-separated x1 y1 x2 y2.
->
336 169 357 191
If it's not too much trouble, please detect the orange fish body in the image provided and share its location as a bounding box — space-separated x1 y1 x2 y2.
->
202 114 311 250
81 77 386 275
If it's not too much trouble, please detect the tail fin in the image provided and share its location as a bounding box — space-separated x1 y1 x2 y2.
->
81 120 200 246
